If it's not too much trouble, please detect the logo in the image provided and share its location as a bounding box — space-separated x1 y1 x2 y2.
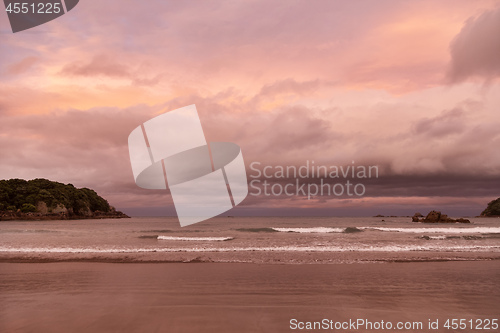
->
4 0 79 33
128 105 248 226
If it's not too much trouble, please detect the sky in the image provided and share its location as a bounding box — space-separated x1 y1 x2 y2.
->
1 0 499 217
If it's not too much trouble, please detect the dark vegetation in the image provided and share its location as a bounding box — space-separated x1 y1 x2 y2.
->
0 178 129 220
481 197 500 217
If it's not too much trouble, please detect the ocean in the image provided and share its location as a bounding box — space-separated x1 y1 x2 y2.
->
1 216 499 263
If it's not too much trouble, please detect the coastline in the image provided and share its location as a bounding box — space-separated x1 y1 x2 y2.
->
2 216 499 332
0 212 130 221
1 250 499 264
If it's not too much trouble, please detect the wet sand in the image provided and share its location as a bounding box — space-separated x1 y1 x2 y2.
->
1 249 500 264
1 261 499 333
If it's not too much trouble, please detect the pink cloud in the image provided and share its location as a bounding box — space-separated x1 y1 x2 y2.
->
60 54 130 78
6 56 39 75
1 0 500 216
59 54 163 86
448 7 500 82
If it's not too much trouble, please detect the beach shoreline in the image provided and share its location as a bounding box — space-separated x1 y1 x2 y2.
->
1 260 499 333
1 251 500 264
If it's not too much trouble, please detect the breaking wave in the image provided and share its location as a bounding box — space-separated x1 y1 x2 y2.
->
235 228 278 233
362 227 500 234
271 227 345 233
1 244 498 253
157 236 234 241
269 227 500 234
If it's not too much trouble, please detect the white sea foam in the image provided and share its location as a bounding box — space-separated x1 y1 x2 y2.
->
270 227 500 234
1 244 498 253
425 236 447 240
272 227 345 233
157 236 233 241
362 227 500 234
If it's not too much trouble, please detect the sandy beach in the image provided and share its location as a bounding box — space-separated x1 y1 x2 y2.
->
0 261 499 333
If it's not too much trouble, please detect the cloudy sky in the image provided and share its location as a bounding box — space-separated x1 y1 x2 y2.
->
1 0 499 217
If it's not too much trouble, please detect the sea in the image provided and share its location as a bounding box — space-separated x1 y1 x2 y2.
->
1 216 499 263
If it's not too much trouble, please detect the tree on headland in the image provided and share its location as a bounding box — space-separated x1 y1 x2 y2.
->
0 178 129 220
481 197 500 217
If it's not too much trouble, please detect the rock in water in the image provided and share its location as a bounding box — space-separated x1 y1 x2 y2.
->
412 210 470 223
412 212 424 222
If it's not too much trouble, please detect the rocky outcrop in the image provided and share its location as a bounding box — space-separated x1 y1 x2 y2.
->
36 201 49 215
52 204 68 215
0 206 129 221
412 211 470 223
411 212 423 222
